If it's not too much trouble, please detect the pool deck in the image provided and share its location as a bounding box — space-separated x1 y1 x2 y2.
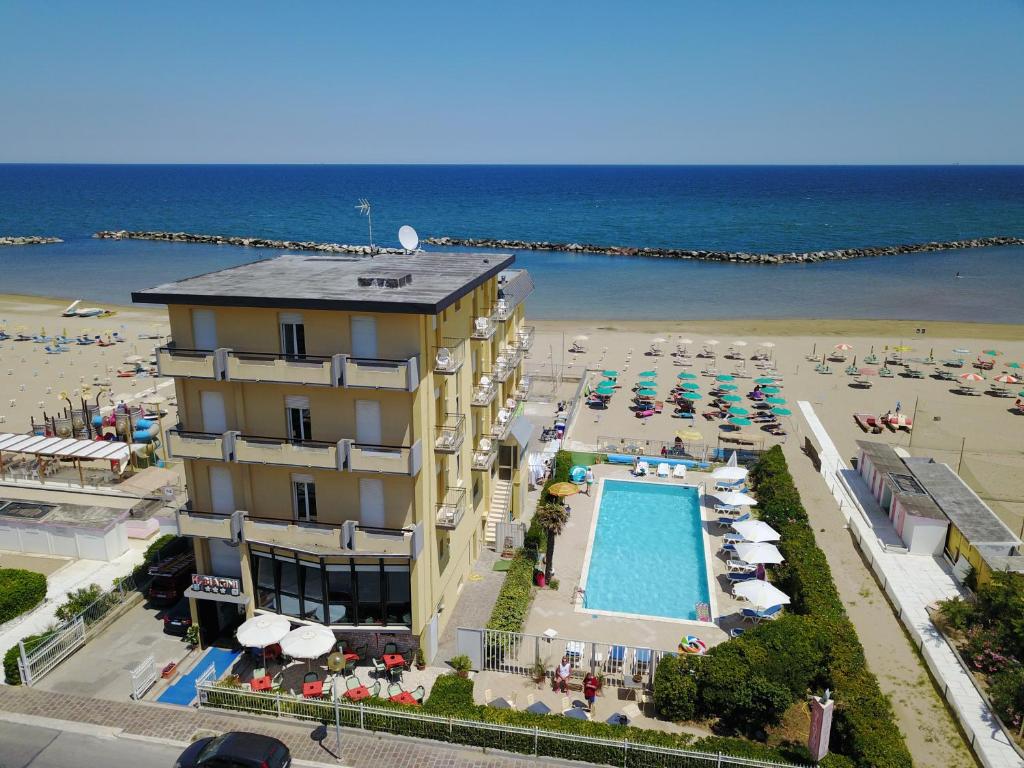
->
524 464 751 653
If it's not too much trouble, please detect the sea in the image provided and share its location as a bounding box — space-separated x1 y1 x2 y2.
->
1 164 1022 322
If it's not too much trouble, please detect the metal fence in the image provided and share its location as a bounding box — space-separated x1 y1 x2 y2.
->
597 436 708 462
195 683 804 768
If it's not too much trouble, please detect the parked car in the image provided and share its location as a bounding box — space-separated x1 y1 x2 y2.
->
162 600 193 635
174 732 290 768
147 551 195 605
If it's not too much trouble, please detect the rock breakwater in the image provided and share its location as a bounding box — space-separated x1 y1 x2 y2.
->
423 235 1024 264
0 236 63 246
94 230 404 255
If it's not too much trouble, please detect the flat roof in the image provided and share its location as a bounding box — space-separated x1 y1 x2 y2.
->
857 441 908 481
132 251 517 314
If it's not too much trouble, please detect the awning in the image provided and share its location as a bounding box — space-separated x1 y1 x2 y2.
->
508 415 533 450
0 432 131 464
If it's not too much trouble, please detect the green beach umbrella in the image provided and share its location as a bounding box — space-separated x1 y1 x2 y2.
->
721 394 742 403
677 372 698 380
680 382 700 391
681 392 703 401
765 396 786 405
728 406 751 416
1018 390 1024 397
983 349 1002 357
638 370 657 377
1008 362 1022 370
595 383 615 395
636 388 657 397
718 384 738 392
754 377 775 385
602 370 618 378
728 416 752 427
771 407 792 416
717 374 735 382
761 386 781 394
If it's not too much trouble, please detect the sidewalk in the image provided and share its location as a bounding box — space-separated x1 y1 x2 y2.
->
0 685 552 767
796 401 1021 768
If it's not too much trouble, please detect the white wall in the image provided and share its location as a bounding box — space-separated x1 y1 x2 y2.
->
904 516 948 556
0 522 130 561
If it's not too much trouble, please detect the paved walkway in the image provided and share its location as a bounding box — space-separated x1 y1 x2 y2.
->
0 686 554 767
796 401 1021 768
433 548 503 665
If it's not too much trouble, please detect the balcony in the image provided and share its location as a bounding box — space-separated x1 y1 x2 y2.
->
513 326 535 352
471 374 496 407
436 486 467 529
176 508 240 541
471 438 497 471
168 428 234 462
344 356 419 391
514 376 532 401
433 338 465 374
344 522 415 556
235 434 346 471
157 345 223 379
493 349 521 383
348 441 422 476
490 406 515 441
470 311 497 340
495 298 515 322
434 413 465 454
226 351 338 386
244 515 347 551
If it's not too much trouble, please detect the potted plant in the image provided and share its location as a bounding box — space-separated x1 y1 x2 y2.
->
414 647 426 671
185 624 200 650
450 654 472 678
532 659 548 685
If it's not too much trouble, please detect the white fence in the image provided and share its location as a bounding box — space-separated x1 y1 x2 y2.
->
196 682 805 768
130 655 158 700
493 521 525 552
18 617 85 686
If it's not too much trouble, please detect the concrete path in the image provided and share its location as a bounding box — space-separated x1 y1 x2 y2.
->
433 547 503 665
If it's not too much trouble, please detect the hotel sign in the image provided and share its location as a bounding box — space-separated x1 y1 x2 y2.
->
190 573 248 604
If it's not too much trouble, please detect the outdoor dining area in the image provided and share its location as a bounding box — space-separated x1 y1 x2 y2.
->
225 615 433 706
708 466 790 628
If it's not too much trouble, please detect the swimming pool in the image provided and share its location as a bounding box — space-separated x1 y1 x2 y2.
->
580 479 711 622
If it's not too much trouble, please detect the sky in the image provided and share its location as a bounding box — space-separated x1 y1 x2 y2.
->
1 1 1023 164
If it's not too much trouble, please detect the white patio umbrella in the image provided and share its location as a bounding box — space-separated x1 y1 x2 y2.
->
733 580 791 611
236 614 291 666
280 625 336 660
715 490 758 507
734 541 784 565
732 519 781 543
711 465 749 482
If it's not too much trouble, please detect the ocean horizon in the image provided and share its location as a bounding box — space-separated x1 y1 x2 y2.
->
1 164 1023 321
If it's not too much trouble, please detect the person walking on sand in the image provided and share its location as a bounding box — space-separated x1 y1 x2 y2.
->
585 467 595 495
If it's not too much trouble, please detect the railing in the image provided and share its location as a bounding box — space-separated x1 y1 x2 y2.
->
244 515 348 551
226 350 338 386
176 508 238 540
435 486 467 529
234 433 346 471
156 344 223 379
346 523 414 556
344 355 418 391
471 440 497 471
492 348 521 383
597 435 708 462
495 299 515 321
168 427 233 461
490 405 517 441
434 413 465 454
470 311 497 340
513 325 535 352
348 441 421 476
433 338 465 374
471 374 496 407
195 683 803 768
514 376 532 401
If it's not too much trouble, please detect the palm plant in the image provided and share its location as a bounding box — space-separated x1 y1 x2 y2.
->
534 501 569 582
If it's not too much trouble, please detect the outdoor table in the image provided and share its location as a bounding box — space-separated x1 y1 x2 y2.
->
302 680 324 698
344 685 371 702
390 691 419 706
342 651 360 662
250 675 273 692
383 653 405 680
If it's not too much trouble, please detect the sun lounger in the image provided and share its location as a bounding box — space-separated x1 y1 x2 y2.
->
714 504 741 515
717 512 750 527
654 400 664 414
729 572 759 587
723 533 745 545
740 604 783 624
656 462 670 478
672 464 687 479
726 559 757 573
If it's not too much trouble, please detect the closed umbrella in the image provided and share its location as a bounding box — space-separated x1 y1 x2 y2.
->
715 490 757 507
728 406 750 416
728 416 752 427
765 396 786 405
754 377 776 385
732 519 780 542
711 466 749 482
733 580 791 611
677 372 698 380
734 541 784 565
721 394 742 403
771 407 792 416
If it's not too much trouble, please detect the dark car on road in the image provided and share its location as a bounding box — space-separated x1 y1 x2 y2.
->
174 732 290 768
162 600 193 635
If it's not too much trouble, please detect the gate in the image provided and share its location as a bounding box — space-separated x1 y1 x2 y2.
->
18 617 86 686
494 521 525 553
130 655 158 700
455 627 483 670
194 662 218 705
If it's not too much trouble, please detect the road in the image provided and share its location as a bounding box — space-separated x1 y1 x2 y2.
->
0 720 181 768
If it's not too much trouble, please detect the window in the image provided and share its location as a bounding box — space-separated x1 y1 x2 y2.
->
301 560 325 622
326 564 353 624
280 313 306 358
254 554 277 612
278 557 300 617
384 565 412 625
287 406 311 441
292 476 317 522
356 566 381 625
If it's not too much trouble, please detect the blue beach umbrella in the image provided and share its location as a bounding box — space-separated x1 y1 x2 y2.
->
717 374 735 382
728 417 752 427
638 370 657 377
677 372 698 380
602 370 619 378
718 384 738 392
765 396 786 405
760 386 781 394
754 377 776 385
636 388 657 398
679 382 700 391
681 392 703 401
721 394 742 403
771 407 792 416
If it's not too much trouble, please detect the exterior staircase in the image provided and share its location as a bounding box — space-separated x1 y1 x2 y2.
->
484 477 513 547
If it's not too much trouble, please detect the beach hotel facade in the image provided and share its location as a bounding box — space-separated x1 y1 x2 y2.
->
133 251 534 654
856 440 1024 584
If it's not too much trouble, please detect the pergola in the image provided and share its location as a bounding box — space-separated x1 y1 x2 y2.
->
0 432 132 484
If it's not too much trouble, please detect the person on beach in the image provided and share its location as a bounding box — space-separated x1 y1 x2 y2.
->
554 655 572 693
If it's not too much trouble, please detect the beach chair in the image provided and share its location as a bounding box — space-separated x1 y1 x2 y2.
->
411 685 426 704
387 682 403 698
756 605 783 621
723 533 745 545
672 464 687 479
371 657 387 679
729 572 759 589
634 461 649 477
713 503 740 515
656 463 670 478
718 512 750 527
726 559 757 573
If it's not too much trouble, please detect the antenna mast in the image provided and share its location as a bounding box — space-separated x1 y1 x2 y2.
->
355 199 374 253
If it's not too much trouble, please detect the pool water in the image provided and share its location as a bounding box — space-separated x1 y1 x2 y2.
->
582 480 710 621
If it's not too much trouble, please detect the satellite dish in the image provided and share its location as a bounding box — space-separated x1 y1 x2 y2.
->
398 225 419 252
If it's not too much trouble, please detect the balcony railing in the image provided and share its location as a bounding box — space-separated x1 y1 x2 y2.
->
344 522 415 557
157 345 224 379
234 434 346 471
490 406 515 441
470 311 497 340
344 356 419 391
244 515 347 551
514 376 532 401
176 508 241 541
434 413 465 454
513 326 535 352
226 350 338 386
348 441 422 476
471 439 497 471
471 374 496 407
436 486 467 529
433 338 465 374
167 428 235 462
493 349 522 383
495 299 515 322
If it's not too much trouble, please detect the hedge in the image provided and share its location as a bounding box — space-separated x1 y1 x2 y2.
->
750 446 912 768
3 630 54 685
0 568 47 625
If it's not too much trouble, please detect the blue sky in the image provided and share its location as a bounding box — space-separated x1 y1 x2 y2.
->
1 1 1022 163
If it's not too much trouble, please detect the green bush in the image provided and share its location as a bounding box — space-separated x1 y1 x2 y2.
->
144 533 181 562
54 583 103 623
421 672 475 714
485 550 536 633
989 664 1024 730
0 568 47 624
525 450 573 555
975 572 1024 660
653 654 697 721
3 630 55 685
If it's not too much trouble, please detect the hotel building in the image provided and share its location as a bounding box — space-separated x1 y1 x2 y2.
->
133 251 534 655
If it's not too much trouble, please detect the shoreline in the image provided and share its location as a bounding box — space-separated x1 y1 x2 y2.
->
90 229 1024 265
